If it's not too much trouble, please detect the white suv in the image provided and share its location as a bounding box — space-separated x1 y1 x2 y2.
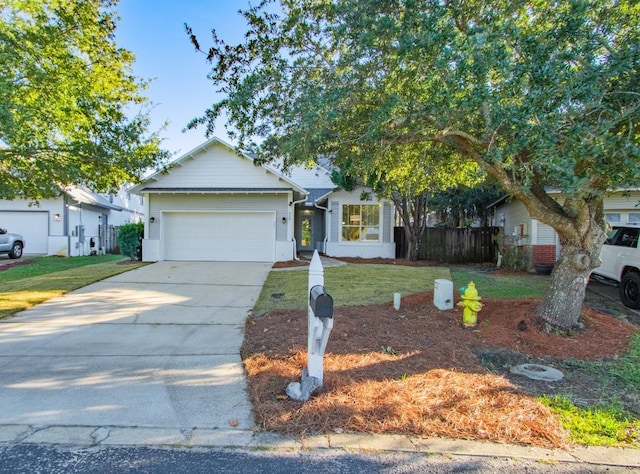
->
591 225 640 309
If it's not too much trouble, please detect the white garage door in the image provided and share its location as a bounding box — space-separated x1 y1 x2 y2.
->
0 211 48 254
163 211 275 262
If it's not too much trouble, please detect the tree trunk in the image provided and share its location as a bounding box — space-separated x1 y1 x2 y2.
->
537 241 603 330
404 221 423 261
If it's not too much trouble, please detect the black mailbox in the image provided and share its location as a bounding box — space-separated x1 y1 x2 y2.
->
309 285 333 319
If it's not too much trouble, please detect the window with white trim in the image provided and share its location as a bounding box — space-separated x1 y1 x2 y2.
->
605 213 621 223
628 213 640 224
342 204 380 242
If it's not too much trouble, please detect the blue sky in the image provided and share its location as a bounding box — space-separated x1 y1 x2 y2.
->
116 1 255 157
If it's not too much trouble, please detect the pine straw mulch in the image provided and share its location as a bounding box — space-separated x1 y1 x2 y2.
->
241 292 639 449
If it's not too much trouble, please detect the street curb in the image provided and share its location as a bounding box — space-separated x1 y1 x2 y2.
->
0 425 638 468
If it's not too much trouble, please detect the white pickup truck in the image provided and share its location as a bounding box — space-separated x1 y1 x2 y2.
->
0 228 25 259
591 225 640 309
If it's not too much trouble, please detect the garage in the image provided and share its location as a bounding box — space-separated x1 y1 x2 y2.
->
0 211 49 254
163 211 275 262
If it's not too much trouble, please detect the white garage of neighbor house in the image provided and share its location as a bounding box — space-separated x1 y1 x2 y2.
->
131 137 396 263
0 187 143 257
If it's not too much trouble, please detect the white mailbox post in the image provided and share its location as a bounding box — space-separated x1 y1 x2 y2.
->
286 250 334 402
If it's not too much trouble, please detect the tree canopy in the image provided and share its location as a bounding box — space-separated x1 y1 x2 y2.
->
189 0 640 328
0 0 168 200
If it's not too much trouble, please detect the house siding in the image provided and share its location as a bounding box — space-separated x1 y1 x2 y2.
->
147 143 293 190
324 188 395 258
383 203 392 243
330 201 339 242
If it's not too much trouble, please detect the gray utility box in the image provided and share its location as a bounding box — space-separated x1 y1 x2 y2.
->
309 285 333 319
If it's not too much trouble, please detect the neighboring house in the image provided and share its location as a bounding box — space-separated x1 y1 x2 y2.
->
130 137 395 263
489 189 640 265
0 186 143 257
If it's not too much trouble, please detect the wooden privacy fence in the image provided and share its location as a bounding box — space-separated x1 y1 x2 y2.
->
99 224 120 254
395 226 500 263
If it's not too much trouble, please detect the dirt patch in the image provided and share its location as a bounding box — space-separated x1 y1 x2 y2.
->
0 258 34 271
272 259 309 269
242 292 639 448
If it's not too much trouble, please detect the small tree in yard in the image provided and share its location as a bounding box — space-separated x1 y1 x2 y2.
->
118 222 143 260
187 0 639 330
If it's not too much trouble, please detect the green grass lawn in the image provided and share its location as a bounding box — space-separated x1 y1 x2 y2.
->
450 266 549 299
254 263 550 316
253 264 452 315
0 255 147 319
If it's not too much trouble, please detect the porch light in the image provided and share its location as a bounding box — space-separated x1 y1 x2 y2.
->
282 217 287 224
150 216 156 224
53 213 61 221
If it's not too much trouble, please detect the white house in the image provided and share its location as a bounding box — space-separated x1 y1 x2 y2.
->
0 186 143 257
489 189 640 265
130 137 396 263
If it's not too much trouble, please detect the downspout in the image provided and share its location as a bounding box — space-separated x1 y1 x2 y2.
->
314 201 331 255
290 193 309 260
64 195 70 257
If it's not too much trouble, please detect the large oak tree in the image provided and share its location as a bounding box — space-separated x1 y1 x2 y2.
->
0 0 168 200
188 0 640 329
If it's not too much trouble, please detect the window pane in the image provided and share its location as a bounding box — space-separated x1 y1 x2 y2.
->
343 205 360 225
605 213 621 223
362 226 379 241
342 226 360 241
629 213 640 224
361 205 378 226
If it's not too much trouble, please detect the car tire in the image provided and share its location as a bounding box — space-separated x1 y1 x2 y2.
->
619 272 640 309
8 242 22 259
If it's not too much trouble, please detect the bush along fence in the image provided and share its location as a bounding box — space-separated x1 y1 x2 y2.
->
117 222 144 260
394 226 500 263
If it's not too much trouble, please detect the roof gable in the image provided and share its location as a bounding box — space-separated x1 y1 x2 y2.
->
131 138 305 194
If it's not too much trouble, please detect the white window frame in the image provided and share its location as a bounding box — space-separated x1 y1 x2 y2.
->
340 203 381 243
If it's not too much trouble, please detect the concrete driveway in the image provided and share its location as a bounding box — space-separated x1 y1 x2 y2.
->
0 261 272 446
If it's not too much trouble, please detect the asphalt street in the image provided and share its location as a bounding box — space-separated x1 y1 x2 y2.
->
0 445 637 474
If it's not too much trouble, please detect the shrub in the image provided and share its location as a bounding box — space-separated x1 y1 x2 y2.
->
497 233 532 271
117 222 144 260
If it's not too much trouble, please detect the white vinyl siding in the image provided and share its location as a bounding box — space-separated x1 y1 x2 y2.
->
147 143 293 189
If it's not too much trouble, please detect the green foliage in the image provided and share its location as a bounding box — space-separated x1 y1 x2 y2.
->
117 222 143 260
0 0 169 200
497 233 532 271
189 0 640 327
541 395 640 446
430 182 503 228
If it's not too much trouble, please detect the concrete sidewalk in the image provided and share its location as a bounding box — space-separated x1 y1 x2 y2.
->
0 262 271 437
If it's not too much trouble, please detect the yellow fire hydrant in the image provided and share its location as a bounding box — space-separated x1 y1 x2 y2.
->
457 281 483 327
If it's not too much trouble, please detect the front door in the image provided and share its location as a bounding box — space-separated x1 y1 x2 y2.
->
298 213 314 252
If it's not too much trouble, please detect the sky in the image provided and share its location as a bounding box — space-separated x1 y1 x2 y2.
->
115 1 256 157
